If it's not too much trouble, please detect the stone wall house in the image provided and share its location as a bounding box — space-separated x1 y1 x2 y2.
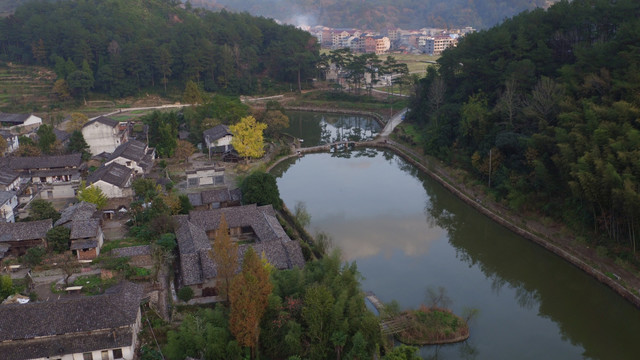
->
104 139 155 175
0 113 42 132
70 219 104 260
0 281 144 360
82 116 128 155
174 204 305 299
86 163 134 198
0 219 52 259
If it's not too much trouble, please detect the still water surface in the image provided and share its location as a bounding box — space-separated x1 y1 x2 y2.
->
272 113 640 360
285 110 380 145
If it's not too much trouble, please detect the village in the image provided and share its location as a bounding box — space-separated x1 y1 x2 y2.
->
305 25 476 55
0 110 307 360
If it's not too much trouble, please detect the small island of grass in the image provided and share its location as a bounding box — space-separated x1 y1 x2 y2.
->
394 305 470 345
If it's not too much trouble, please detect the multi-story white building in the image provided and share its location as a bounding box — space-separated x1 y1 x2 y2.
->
424 36 457 55
82 116 128 155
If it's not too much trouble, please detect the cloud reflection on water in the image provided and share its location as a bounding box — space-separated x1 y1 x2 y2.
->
313 213 446 261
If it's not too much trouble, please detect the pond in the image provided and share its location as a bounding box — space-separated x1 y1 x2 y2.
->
284 110 381 145
272 143 640 359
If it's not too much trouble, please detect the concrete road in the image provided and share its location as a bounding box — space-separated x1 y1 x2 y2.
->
380 108 408 137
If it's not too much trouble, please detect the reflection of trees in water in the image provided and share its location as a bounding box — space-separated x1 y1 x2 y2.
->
320 115 379 144
412 153 639 359
319 122 332 144
422 341 479 360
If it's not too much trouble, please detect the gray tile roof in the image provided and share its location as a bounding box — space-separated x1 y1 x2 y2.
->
175 204 305 287
107 139 147 163
0 281 143 360
55 201 97 227
70 238 98 250
0 219 52 242
0 190 16 205
203 124 232 142
0 167 19 187
70 219 101 240
83 116 118 129
0 113 31 124
0 153 82 171
201 188 232 204
87 163 132 188
188 205 290 243
54 128 71 143
187 193 203 207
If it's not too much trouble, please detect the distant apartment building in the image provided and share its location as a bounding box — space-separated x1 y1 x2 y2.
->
424 36 457 55
387 28 401 42
374 36 391 55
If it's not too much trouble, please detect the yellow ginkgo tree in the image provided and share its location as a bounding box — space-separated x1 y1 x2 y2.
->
230 116 267 162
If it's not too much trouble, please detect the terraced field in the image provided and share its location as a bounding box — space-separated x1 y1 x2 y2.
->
0 63 56 112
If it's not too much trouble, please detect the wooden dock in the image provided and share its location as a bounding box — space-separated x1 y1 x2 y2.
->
365 291 411 335
365 291 385 314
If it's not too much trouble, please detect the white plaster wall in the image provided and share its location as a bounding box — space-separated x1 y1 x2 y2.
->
105 158 144 174
93 181 132 198
83 123 121 155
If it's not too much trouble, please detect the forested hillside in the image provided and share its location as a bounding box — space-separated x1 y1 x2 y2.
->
0 0 319 97
408 0 640 256
194 0 554 30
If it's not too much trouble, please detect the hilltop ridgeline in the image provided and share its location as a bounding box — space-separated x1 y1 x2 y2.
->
0 0 319 97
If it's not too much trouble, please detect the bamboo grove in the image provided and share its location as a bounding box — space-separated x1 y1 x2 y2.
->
407 0 640 257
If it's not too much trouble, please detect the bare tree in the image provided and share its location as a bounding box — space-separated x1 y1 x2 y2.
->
425 286 452 309
428 76 446 125
60 253 79 287
496 77 520 128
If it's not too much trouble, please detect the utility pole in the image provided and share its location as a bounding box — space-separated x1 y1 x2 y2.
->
488 149 492 188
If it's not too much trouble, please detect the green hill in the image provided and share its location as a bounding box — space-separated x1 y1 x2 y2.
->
0 0 319 98
408 0 640 255
193 0 558 30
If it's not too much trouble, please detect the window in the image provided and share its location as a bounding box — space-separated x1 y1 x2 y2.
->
83 353 93 360
112 349 123 359
101 350 109 360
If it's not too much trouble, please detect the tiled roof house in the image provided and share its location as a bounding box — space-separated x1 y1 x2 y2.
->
82 116 128 155
0 281 144 360
203 124 233 154
0 153 83 199
0 219 52 259
0 113 42 131
187 187 241 210
86 163 134 198
174 204 305 299
104 139 155 175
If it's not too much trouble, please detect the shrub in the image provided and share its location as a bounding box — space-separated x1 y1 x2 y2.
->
177 286 194 302
21 247 47 267
46 226 71 253
241 171 282 210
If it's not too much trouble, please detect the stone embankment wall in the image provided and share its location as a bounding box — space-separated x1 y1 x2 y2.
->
362 140 640 309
